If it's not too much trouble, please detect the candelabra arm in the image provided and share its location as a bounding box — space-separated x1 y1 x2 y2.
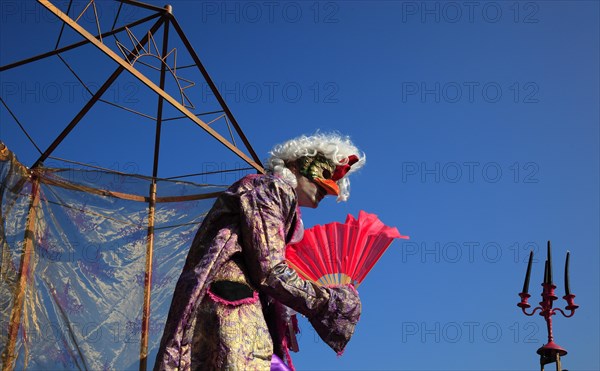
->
521 306 543 316
553 293 578 319
517 292 542 316
553 307 576 318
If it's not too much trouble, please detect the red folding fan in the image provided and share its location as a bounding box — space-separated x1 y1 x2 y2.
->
285 210 409 288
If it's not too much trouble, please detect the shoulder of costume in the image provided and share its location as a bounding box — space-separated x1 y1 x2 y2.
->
229 173 295 194
240 173 294 188
229 174 299 217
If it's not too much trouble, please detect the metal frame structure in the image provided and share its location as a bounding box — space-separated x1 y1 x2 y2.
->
0 1 265 369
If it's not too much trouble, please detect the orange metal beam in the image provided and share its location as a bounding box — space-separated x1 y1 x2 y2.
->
140 182 156 371
2 176 40 371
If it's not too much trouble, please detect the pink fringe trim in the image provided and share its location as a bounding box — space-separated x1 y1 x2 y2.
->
206 288 259 306
283 339 295 371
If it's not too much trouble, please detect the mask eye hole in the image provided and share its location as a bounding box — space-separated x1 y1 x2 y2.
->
321 169 332 180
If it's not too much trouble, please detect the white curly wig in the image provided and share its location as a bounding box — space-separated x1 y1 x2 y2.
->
265 132 365 202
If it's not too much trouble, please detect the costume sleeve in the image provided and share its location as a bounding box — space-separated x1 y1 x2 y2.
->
239 177 360 353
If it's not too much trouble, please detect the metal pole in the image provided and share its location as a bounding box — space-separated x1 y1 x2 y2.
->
140 182 157 371
151 13 170 181
139 8 171 370
1 175 40 371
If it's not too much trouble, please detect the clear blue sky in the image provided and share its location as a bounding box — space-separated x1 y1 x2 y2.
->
1 1 598 370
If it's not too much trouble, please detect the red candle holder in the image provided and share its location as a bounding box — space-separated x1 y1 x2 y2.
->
517 243 578 371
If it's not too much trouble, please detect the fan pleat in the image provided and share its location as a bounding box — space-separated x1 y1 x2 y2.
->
285 211 409 287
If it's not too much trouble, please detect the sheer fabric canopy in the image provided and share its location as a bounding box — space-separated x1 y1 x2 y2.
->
1 144 226 370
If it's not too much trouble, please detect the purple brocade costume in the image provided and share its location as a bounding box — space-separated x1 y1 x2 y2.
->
154 174 361 370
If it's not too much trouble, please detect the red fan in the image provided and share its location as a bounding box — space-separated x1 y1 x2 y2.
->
285 210 409 288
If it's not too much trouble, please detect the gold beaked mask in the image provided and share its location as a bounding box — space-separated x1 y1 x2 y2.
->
296 155 340 195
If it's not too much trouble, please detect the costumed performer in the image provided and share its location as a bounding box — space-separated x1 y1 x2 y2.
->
154 132 365 370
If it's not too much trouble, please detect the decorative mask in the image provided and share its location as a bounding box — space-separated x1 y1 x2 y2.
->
296 154 359 196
